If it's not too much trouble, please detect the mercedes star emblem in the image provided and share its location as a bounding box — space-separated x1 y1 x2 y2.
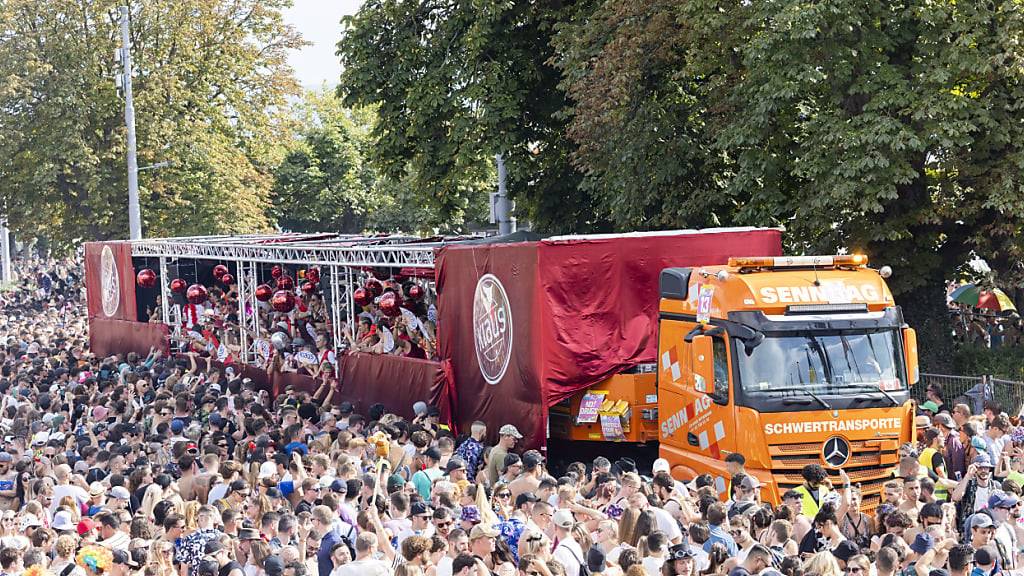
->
821 436 851 468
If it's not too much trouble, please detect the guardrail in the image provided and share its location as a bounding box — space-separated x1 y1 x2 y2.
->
915 373 1024 416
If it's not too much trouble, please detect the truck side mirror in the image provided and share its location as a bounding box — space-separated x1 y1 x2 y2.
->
903 327 919 385
691 335 714 393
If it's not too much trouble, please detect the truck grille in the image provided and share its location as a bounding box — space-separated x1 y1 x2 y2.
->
768 440 897 511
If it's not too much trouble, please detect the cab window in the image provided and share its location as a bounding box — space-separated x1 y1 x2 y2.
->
711 336 729 404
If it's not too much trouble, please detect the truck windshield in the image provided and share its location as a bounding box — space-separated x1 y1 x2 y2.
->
736 329 905 395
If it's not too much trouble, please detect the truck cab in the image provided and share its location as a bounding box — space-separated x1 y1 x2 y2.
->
657 255 917 508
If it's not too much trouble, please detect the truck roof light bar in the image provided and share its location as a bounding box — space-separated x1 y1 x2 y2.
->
728 255 868 268
785 303 869 315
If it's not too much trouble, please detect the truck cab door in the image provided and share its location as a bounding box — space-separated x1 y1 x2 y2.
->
658 318 736 494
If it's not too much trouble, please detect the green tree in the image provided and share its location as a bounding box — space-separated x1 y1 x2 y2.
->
556 0 1024 370
271 90 478 235
336 0 604 233
0 0 302 248
271 90 374 233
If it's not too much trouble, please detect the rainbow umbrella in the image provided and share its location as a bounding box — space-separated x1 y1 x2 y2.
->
950 284 1016 311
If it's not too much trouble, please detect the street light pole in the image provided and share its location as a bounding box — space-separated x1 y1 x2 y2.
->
494 153 515 236
0 218 11 284
120 6 141 240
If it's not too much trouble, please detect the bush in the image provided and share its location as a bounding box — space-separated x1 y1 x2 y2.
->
951 344 1024 381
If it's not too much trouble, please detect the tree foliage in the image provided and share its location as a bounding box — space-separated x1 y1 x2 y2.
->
271 90 482 235
0 0 302 248
557 0 1024 293
336 0 605 233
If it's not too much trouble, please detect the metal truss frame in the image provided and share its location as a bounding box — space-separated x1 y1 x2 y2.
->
130 234 438 268
137 233 442 368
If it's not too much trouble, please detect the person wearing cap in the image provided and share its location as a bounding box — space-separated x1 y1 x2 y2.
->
110 548 140 576
974 546 998 576
728 474 761 518
397 501 435 547
263 555 285 576
498 453 523 486
444 457 468 485
934 412 966 481
953 454 998 520
551 509 583 576
968 513 996 550
486 424 522 487
920 401 941 417
412 447 443 500
987 491 1019 570
208 536 246 576
468 524 500 570
509 451 544 502
85 481 107 516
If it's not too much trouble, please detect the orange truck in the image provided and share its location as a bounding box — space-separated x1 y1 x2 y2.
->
550 255 917 507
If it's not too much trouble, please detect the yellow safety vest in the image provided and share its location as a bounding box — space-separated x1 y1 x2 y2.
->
919 447 949 501
794 484 828 518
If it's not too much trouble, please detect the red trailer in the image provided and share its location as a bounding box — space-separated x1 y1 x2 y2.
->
85 228 781 450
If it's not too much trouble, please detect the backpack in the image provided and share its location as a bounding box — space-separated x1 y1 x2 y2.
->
557 542 589 576
333 521 357 559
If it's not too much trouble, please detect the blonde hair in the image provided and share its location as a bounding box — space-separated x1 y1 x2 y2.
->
618 507 642 548
625 565 649 576
182 501 201 531
804 551 842 576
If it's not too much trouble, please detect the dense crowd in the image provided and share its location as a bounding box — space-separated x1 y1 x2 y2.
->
148 269 437 378
5 257 1024 576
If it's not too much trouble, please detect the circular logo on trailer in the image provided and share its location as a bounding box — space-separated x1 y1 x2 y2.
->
821 436 851 468
473 274 513 385
100 245 120 317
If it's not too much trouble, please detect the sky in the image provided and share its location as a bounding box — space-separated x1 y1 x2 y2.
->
282 0 365 90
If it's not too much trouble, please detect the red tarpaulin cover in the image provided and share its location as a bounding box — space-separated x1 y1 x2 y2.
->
435 228 782 450
90 318 169 358
85 242 137 321
339 353 450 421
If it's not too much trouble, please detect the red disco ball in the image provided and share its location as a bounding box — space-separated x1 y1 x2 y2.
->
271 290 296 313
271 265 283 279
169 278 188 294
353 287 372 307
255 284 274 302
366 279 384 297
212 264 229 280
136 268 157 288
379 292 401 317
306 268 321 284
277 275 295 291
408 285 424 300
220 273 235 286
186 284 209 305
300 281 317 295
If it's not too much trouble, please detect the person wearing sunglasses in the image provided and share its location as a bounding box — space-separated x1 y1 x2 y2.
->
433 507 454 539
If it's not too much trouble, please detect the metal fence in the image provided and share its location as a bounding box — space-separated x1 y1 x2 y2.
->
915 373 1024 416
